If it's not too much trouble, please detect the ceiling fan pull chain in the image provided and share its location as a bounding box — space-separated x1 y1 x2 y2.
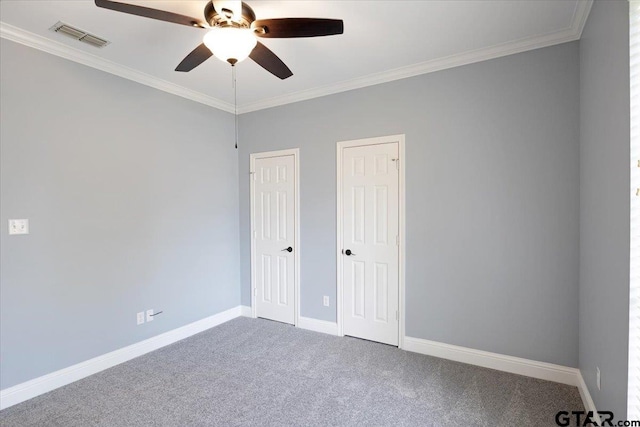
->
233 65 238 150
231 64 236 89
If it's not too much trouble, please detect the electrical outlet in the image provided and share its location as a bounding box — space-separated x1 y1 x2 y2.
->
323 296 329 307
596 367 601 390
146 309 154 322
8 219 29 235
136 312 145 325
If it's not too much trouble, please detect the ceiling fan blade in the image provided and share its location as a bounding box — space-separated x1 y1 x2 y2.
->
252 18 344 38
249 42 293 80
94 0 206 28
175 44 213 72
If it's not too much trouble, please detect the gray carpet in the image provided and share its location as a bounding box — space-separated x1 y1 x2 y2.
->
0 317 584 426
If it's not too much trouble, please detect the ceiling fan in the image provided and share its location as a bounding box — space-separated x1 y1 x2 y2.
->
94 0 344 79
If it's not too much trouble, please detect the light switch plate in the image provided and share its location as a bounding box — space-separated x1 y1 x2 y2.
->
8 219 29 235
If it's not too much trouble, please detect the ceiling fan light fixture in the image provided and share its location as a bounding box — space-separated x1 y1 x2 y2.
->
203 27 257 65
94 0 344 78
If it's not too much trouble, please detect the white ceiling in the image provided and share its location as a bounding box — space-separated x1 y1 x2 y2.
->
0 0 592 113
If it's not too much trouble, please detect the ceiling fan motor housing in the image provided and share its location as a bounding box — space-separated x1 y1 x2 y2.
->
204 1 256 28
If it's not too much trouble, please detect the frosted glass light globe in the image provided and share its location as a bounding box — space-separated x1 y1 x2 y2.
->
203 27 257 64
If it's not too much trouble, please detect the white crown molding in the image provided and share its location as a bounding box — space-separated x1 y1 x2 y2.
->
1 0 592 115
238 0 593 114
571 0 594 39
0 22 235 113
0 305 244 410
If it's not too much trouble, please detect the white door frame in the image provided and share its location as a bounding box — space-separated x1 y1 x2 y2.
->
336 135 406 349
250 148 301 327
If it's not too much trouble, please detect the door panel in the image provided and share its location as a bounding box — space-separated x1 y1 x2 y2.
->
342 142 399 346
254 154 295 325
352 260 366 318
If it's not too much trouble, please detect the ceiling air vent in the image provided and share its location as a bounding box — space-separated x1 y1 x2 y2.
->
49 21 110 48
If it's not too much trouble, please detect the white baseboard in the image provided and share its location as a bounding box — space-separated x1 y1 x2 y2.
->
577 371 600 419
403 336 579 386
0 305 243 410
403 336 600 418
240 305 252 317
298 316 338 336
1 313 594 416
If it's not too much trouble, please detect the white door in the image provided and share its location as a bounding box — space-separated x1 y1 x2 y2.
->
341 142 399 346
253 154 296 325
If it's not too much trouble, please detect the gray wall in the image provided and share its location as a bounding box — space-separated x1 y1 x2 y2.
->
0 39 240 389
579 0 630 418
239 41 580 367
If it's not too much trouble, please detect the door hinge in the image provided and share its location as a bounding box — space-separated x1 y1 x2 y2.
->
395 310 398 321
396 235 399 245
637 160 640 196
253 288 257 297
636 159 640 196
253 230 257 239
391 158 399 170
